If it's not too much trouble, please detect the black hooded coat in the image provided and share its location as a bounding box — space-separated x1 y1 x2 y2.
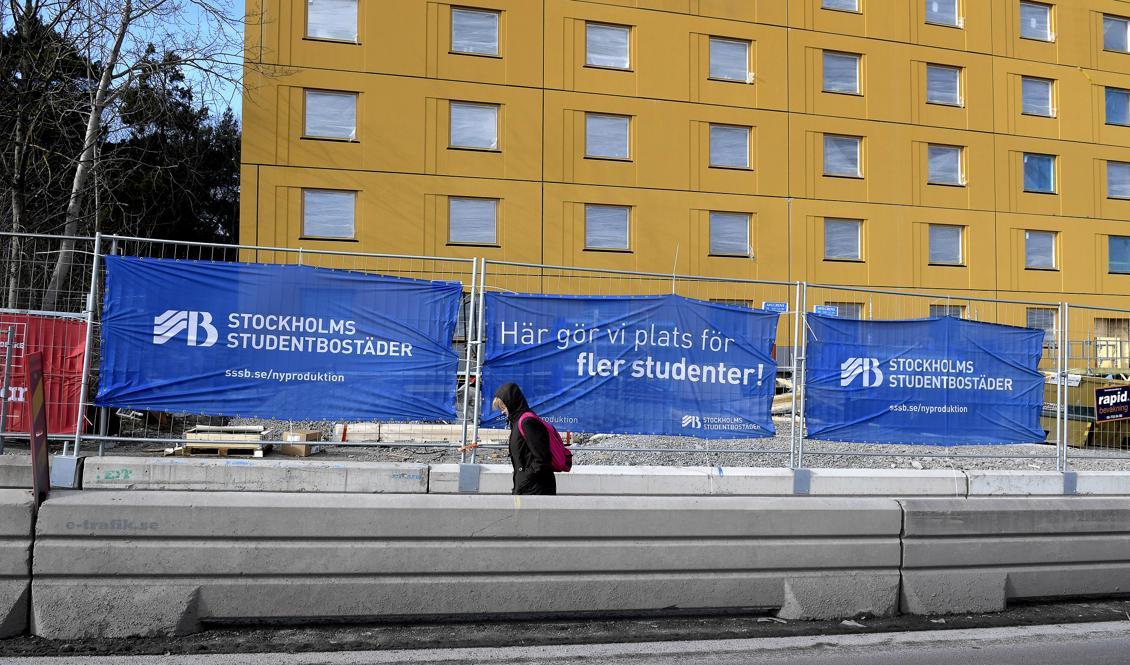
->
493 383 556 495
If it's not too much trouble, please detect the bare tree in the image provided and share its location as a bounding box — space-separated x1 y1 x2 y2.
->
35 0 252 310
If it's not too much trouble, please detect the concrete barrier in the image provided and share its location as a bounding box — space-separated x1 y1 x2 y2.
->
30 491 903 638
428 464 795 495
965 470 1067 495
0 489 33 637
0 455 31 489
899 497 1130 615
82 457 428 493
803 469 966 497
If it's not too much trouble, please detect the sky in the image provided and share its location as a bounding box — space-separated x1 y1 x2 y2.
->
182 0 245 118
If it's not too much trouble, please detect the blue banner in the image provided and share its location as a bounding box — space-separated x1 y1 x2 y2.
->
481 293 779 438
97 256 462 421
805 314 1046 445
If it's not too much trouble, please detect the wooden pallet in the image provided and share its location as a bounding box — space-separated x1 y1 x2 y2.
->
168 443 271 458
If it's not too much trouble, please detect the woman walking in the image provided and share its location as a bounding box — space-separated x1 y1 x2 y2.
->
492 382 556 495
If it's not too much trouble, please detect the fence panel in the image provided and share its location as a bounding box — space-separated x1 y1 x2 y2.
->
1062 303 1130 464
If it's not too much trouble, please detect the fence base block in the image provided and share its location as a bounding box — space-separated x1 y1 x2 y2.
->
0 580 27 638
777 573 899 620
31 581 200 639
900 570 1008 615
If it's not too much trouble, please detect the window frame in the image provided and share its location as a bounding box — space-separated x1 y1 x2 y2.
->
823 134 863 178
927 144 965 186
929 304 967 318
924 0 962 28
1104 14 1130 54
448 196 500 246
1024 229 1057 270
821 0 861 13
1020 76 1055 117
1026 306 1058 345
1019 1 1054 42
1109 235 1130 274
822 51 861 95
584 21 632 71
584 204 632 252
925 64 963 106
708 36 752 84
823 218 864 261
448 101 501 151
1022 153 1057 194
1107 87 1130 126
928 223 965 266
301 188 358 241
302 89 358 141
708 124 752 170
1109 161 1130 200
826 302 864 319
584 113 631 161
304 0 359 44
450 6 501 57
708 211 752 257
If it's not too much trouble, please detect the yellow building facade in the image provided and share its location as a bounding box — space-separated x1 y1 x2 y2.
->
241 0 1130 323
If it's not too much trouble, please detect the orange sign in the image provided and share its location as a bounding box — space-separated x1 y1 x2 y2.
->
25 353 49 506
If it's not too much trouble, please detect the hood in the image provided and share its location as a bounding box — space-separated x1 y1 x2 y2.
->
493 382 531 424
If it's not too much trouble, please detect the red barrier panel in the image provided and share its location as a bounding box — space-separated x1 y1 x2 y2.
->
0 314 87 434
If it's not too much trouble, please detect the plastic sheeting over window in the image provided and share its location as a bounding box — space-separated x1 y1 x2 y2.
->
929 224 963 264
822 0 859 11
449 197 497 245
822 51 859 93
1104 15 1129 52
928 144 962 185
824 218 861 260
1022 77 1053 116
824 135 861 177
1020 2 1052 41
926 64 961 105
709 125 750 168
925 0 959 26
1023 153 1055 193
709 38 750 82
1110 236 1130 274
1109 161 1130 199
586 23 630 69
585 204 630 250
304 90 357 140
302 190 356 238
709 212 750 256
452 8 499 55
306 0 357 42
1025 230 1056 269
450 102 498 150
1107 88 1130 125
586 113 630 159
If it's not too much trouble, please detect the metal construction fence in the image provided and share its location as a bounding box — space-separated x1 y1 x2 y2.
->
5 231 1130 471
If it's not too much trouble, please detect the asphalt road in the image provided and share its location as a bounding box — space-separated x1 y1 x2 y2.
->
7 621 1130 665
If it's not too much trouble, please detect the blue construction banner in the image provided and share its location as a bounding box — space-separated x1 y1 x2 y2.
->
97 256 462 421
805 314 1046 445
481 293 779 438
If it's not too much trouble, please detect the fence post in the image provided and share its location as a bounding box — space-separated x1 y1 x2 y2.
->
794 282 809 470
468 259 488 463
71 232 103 458
0 325 15 455
789 281 801 468
1059 302 1069 472
459 258 479 461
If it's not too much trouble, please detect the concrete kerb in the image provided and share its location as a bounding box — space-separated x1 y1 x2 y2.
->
0 456 32 489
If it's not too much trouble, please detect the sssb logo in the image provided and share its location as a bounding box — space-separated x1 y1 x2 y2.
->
153 310 218 347
840 357 884 387
681 415 702 429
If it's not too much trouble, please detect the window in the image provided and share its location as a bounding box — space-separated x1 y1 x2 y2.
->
1110 162 1130 199
824 135 861 177
709 212 750 256
823 51 860 94
926 64 962 105
1021 77 1054 116
1110 236 1130 274
824 218 862 260
826 302 864 319
925 0 960 27
930 304 966 318
1023 153 1056 193
449 197 497 245
302 190 355 239
709 124 750 168
1107 88 1130 125
1025 230 1056 269
928 224 963 264
451 8 499 55
585 113 630 159
449 102 498 150
585 204 630 250
1026 307 1058 343
928 144 963 185
586 23 630 69
709 37 751 83
1104 15 1129 53
822 0 859 10
1020 2 1052 41
306 0 357 42
304 90 357 140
